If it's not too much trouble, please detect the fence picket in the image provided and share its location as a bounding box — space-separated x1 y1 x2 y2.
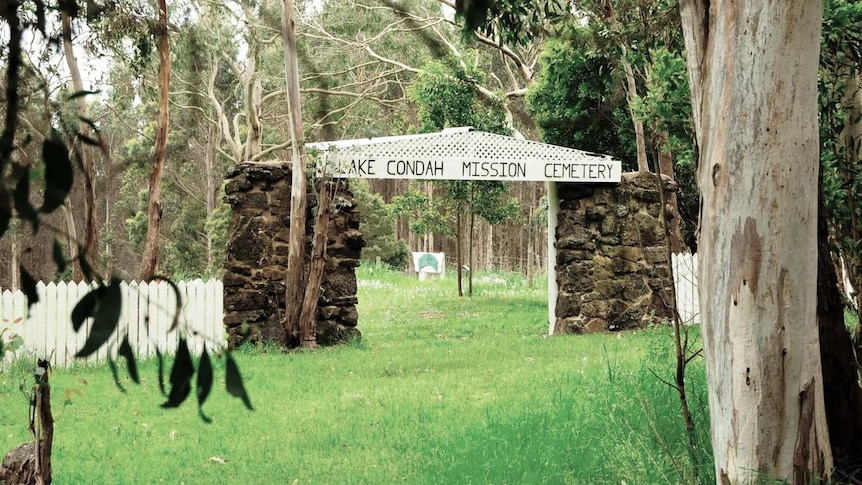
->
136 281 152 359
1 279 226 368
43 282 59 366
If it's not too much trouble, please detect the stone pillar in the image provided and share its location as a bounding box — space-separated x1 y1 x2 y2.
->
553 171 678 333
222 162 365 349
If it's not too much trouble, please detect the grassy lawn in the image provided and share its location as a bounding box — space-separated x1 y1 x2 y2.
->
1 266 713 484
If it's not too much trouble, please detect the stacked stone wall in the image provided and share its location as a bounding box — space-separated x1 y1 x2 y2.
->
554 171 677 333
222 162 365 349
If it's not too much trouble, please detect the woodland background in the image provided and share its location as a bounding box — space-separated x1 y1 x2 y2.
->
0 0 858 312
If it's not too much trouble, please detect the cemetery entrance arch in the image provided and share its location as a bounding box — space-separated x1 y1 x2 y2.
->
308 126 622 334
222 127 678 347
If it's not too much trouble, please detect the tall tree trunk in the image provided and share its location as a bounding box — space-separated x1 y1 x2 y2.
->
425 182 434 252
602 0 649 172
103 157 112 275
658 138 684 253
242 37 263 161
203 121 221 274
139 0 170 281
61 12 96 279
61 202 81 280
280 0 311 347
621 51 649 172
817 172 862 474
297 181 332 349
681 2 832 483
840 73 862 314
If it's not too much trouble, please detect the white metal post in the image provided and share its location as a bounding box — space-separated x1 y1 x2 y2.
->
546 181 559 335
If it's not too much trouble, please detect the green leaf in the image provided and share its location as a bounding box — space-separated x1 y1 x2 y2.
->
52 240 67 274
67 90 100 100
225 352 253 411
75 278 122 358
71 286 102 332
41 134 74 213
156 348 167 396
107 356 126 393
78 116 98 131
118 335 139 384
13 165 38 230
79 248 95 280
20 266 39 310
196 346 213 423
77 134 101 147
162 339 194 408
150 276 183 332
9 334 24 352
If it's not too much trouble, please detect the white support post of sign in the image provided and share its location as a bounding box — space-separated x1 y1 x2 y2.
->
547 181 559 335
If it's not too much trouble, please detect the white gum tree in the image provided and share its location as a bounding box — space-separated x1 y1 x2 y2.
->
680 1 832 483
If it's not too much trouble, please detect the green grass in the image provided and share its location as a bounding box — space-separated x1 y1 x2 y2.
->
0 266 712 484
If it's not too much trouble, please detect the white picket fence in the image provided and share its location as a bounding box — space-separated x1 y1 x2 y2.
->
0 257 704 369
1 279 225 368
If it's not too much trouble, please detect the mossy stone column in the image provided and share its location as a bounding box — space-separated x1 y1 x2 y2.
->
554 171 678 333
222 162 365 348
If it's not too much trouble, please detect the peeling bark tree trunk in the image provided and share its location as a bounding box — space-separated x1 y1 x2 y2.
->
621 52 649 172
681 1 832 483
658 140 684 253
139 0 170 281
241 34 263 162
207 123 221 272
280 0 312 347
297 182 333 349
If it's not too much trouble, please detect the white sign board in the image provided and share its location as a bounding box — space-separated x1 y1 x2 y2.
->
323 156 621 183
412 252 445 274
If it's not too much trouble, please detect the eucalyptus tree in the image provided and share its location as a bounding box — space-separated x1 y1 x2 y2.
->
301 0 546 138
302 0 550 276
0 0 115 286
177 0 299 164
137 0 171 280
60 7 100 279
76 0 177 279
679 1 862 482
0 38 74 287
